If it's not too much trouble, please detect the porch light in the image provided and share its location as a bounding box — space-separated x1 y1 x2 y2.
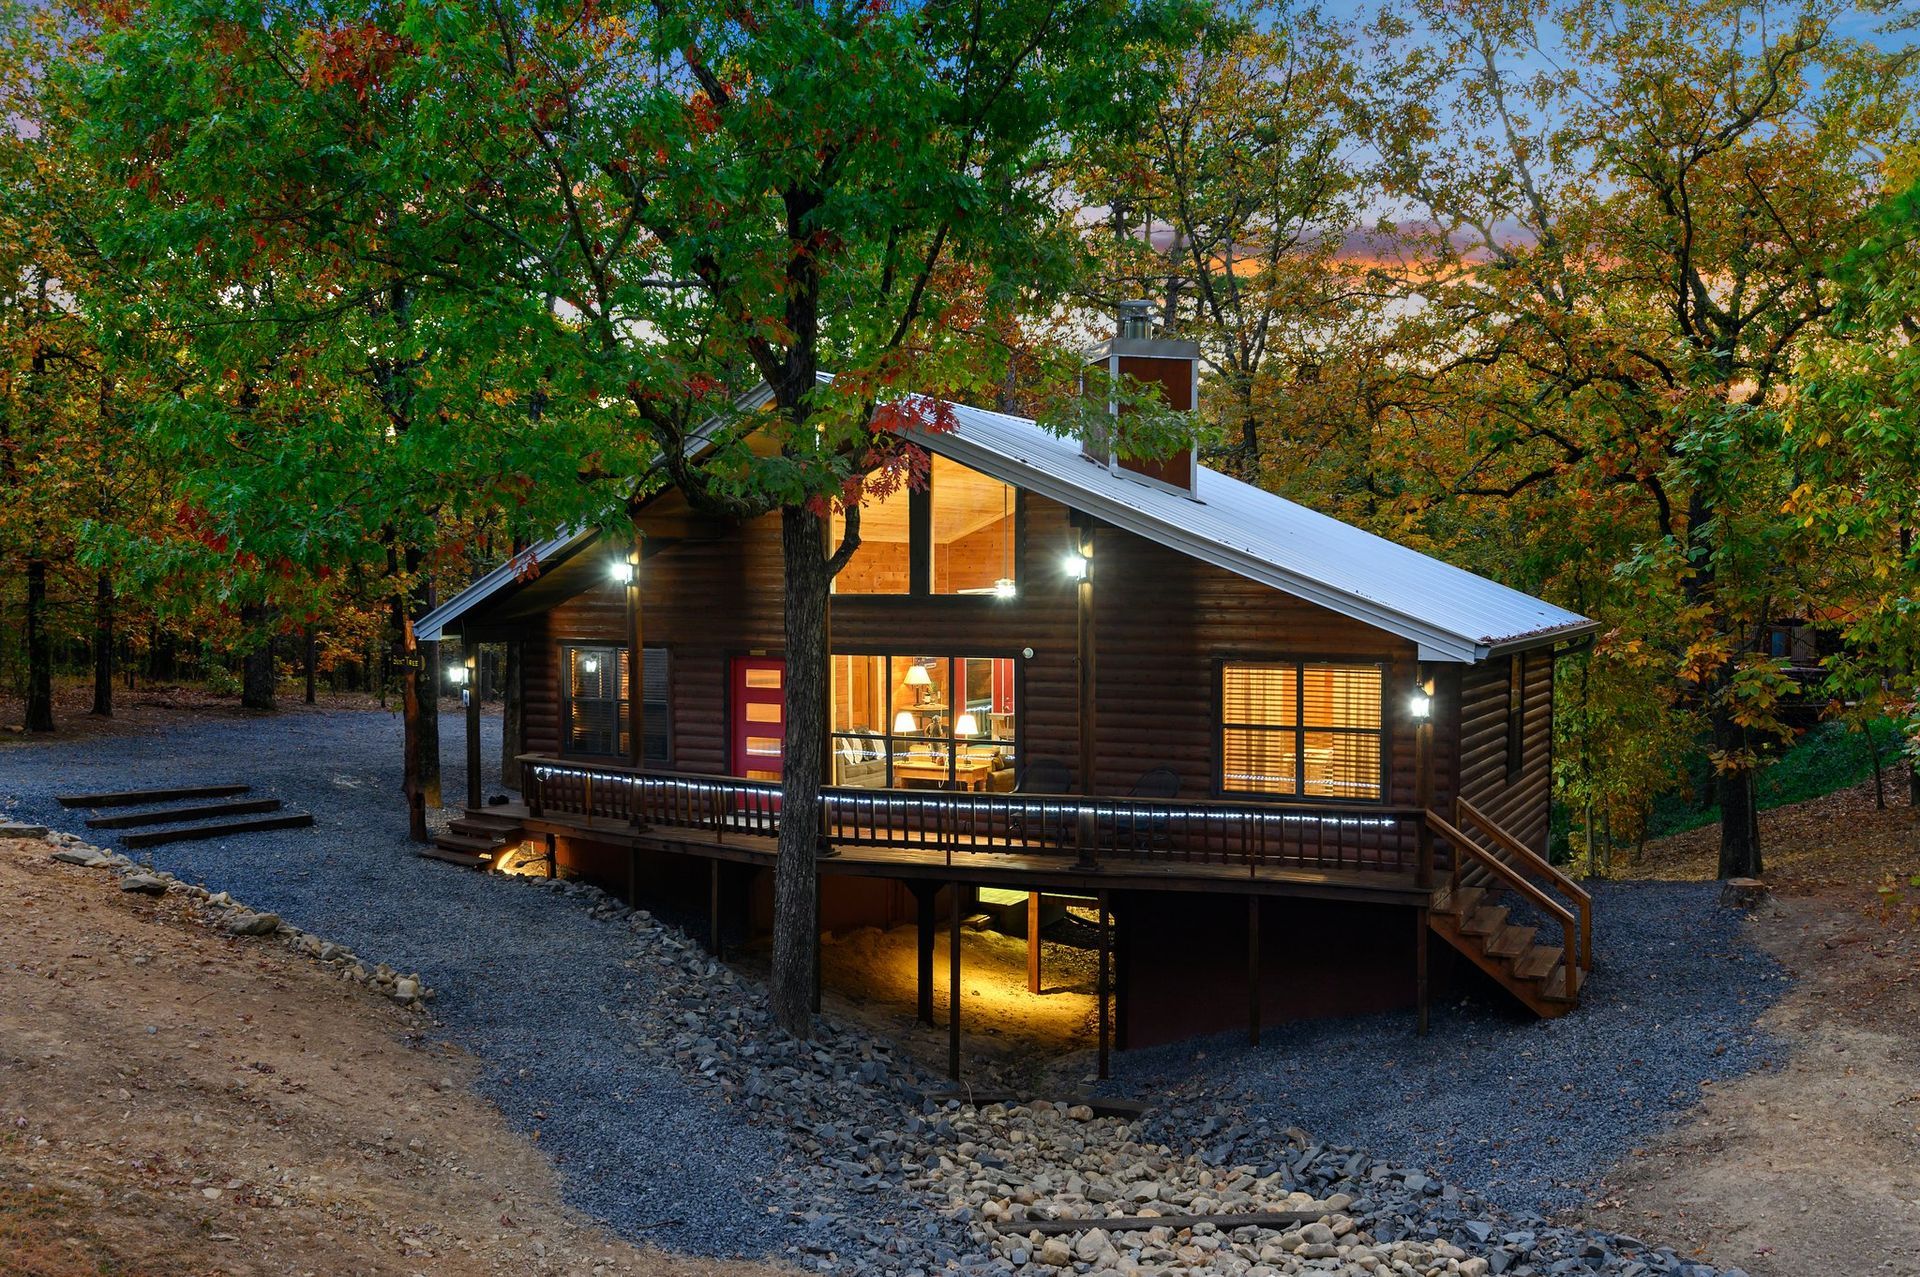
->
609 560 635 585
1407 691 1432 720
993 577 1016 599
893 709 919 734
1063 552 1088 580
446 663 469 686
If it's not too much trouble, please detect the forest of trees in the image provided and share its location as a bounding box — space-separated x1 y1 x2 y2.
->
6 0 1920 941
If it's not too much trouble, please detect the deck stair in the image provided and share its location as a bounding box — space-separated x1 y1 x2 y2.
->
1426 800 1592 1019
426 808 525 869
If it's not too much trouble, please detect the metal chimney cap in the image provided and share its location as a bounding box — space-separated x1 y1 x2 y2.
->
1118 299 1155 339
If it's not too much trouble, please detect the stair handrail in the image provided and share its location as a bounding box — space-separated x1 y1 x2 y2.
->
1455 798 1592 973
1425 810 1579 1004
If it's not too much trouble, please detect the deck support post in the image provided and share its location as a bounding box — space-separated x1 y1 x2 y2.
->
1096 889 1111 1080
544 831 557 879
1027 892 1042 994
913 883 936 1026
1247 895 1261 1047
463 649 482 811
948 881 963 1081
708 858 723 959
1415 906 1430 1037
1072 517 1099 872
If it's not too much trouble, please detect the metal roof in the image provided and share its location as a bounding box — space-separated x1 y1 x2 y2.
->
420 384 1595 662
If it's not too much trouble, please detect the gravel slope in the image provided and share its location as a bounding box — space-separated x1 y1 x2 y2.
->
1115 881 1789 1218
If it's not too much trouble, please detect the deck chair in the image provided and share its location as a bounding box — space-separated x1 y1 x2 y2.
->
1011 757 1073 846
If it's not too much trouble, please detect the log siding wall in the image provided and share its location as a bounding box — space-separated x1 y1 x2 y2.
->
481 490 1557 835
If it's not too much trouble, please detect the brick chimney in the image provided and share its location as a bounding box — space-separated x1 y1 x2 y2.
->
1082 300 1200 498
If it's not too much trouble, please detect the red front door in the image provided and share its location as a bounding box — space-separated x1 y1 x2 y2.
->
730 657 785 783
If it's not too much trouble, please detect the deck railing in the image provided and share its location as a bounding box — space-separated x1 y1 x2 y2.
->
518 754 1427 877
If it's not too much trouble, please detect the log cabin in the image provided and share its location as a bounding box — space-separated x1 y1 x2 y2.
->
418 319 1598 1074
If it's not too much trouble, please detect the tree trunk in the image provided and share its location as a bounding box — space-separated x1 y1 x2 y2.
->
1713 706 1763 878
240 605 277 710
390 545 441 840
770 504 829 1039
91 570 114 717
24 557 53 732
501 640 524 789
303 625 318 705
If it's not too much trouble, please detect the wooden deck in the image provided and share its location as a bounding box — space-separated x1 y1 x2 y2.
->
502 801 1429 904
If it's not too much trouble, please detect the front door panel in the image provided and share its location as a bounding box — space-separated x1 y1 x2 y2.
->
730 657 785 783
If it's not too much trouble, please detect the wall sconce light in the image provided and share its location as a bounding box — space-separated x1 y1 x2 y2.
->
1062 552 1088 580
994 577 1017 599
446 664 469 687
1408 691 1432 720
609 560 635 585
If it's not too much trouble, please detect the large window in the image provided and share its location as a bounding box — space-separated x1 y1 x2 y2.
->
562 644 669 764
1218 661 1384 801
830 455 1016 597
830 654 1017 789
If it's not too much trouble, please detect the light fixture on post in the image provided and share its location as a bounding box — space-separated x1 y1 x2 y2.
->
446 663 469 688
608 559 635 585
1062 551 1088 580
1407 690 1433 720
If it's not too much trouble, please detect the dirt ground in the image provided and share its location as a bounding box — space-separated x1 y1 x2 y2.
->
1574 778 1920 1275
813 917 1099 1074
0 679 398 747
0 836 788 1277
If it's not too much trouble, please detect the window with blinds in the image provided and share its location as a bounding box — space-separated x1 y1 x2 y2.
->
1219 661 1384 801
562 644 670 764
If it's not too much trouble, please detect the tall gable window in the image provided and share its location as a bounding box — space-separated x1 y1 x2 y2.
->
562 644 669 764
1218 661 1384 801
831 456 1017 597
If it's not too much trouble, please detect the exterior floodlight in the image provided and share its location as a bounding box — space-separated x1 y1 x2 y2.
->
993 577 1017 599
1408 692 1432 720
609 560 635 585
1063 552 1088 580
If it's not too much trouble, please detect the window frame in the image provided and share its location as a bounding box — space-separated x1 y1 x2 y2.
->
557 641 672 766
828 649 1021 789
1213 657 1389 805
829 466 1023 600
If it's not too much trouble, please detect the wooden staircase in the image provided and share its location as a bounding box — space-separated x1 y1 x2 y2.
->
424 808 525 870
1425 800 1592 1018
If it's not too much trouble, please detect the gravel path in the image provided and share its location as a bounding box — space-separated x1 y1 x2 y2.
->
0 707 1784 1275
0 707 805 1261
1115 881 1789 1219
